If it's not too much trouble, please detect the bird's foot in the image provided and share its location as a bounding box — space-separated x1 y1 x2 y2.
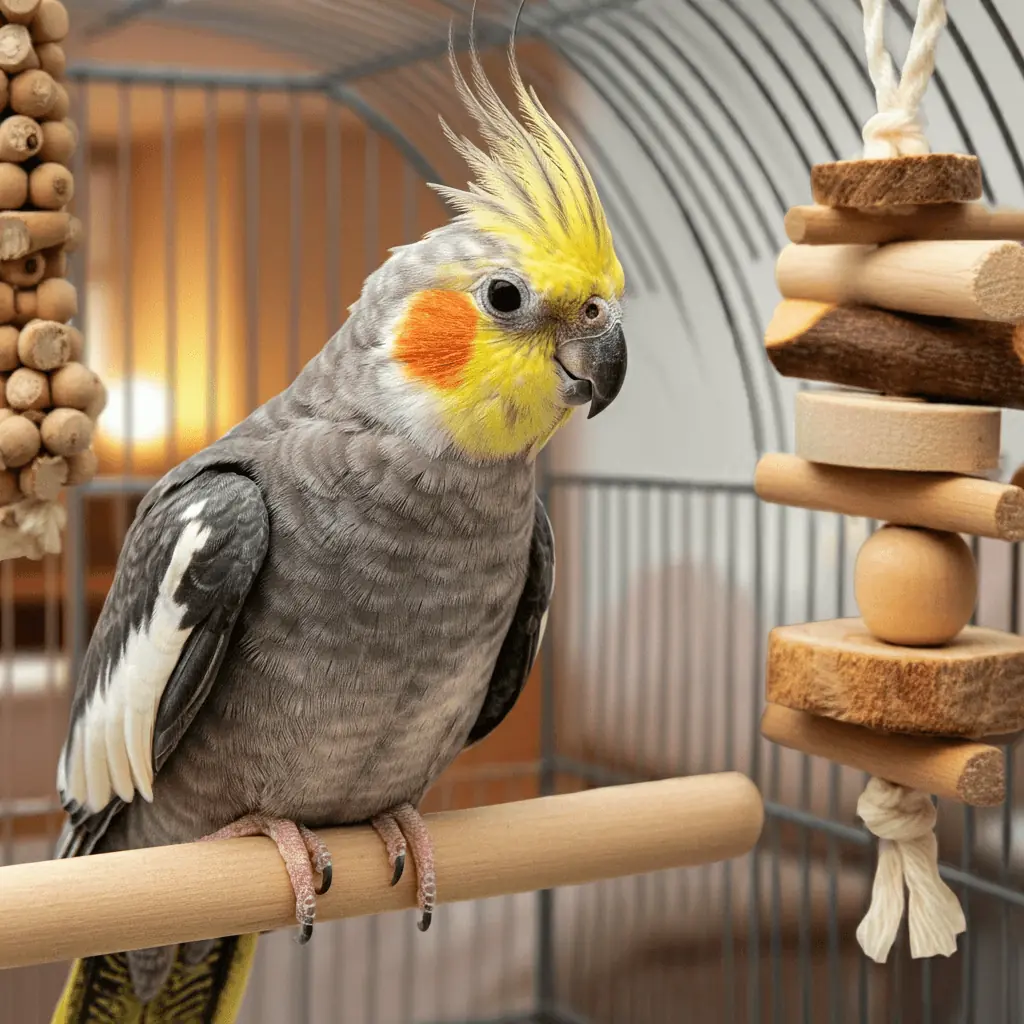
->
371 803 436 931
199 814 332 944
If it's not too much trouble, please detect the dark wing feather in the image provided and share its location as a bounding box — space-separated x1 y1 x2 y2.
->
55 468 269 858
465 494 554 747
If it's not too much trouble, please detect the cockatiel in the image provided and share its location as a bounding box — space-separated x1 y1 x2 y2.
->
50 32 626 1024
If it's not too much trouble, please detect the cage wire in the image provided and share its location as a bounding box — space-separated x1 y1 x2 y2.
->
2 0 1024 1021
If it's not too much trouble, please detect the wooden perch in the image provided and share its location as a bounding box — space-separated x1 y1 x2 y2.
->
794 389 1000 474
767 617 1024 739
761 704 1005 806
754 453 1024 541
0 774 763 968
765 300 1024 411
0 209 71 259
810 154 982 209
776 240 1024 322
785 203 1024 246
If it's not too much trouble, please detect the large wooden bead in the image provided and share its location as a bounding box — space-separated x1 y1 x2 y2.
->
854 525 977 647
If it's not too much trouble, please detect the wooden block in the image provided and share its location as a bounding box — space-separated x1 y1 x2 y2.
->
28 162 72 209
38 118 74 165
0 114 43 163
767 617 1024 739
765 300 1024 411
0 0 42 24
754 453 1024 541
854 526 977 646
775 240 1024 323
794 390 1000 473
810 154 982 209
0 210 70 259
785 203 1024 246
0 252 44 288
0 165 28 211
35 42 63 79
9 68 56 118
761 704 1005 806
30 0 67 44
0 24 37 73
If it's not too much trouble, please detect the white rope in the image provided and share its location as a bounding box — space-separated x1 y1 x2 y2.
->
855 777 966 963
860 0 947 159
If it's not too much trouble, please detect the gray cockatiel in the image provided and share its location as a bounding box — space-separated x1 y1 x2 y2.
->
50 33 627 1024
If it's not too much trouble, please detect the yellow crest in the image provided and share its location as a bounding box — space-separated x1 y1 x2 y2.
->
433 30 625 303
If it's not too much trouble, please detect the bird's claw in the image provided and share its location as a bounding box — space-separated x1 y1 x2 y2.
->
372 804 436 934
418 908 432 932
390 852 405 887
316 862 333 896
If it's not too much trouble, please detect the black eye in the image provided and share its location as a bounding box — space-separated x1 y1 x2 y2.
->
487 278 523 314
584 302 600 319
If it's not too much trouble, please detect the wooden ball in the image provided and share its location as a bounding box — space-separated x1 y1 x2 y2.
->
65 323 82 361
40 406 91 455
0 252 46 288
19 452 64 500
35 42 64 79
30 0 69 45
50 361 101 410
0 412 40 467
64 446 96 486
9 68 57 118
0 165 28 211
28 162 73 209
36 277 76 321
0 114 43 163
17 318 68 370
0 326 17 371
854 525 978 647
38 118 74 165
6 365 49 410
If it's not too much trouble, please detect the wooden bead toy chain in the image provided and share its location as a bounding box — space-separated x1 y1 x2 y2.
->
758 0 1024 965
0 0 102 561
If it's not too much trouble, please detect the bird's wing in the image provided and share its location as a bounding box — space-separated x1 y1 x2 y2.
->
465 494 554 748
55 468 270 857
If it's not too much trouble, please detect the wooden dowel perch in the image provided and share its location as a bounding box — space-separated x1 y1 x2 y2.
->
765 300 1024 411
785 203 1024 246
776 240 1024 322
761 704 1004 807
0 774 763 969
754 453 1024 541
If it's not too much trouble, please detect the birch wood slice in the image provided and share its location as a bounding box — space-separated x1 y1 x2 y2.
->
811 154 982 209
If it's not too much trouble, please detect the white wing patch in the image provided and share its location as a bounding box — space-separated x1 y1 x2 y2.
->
60 518 212 813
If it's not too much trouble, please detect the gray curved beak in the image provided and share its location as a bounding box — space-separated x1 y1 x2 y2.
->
555 323 628 419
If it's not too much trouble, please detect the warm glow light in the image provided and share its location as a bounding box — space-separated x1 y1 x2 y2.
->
97 377 169 445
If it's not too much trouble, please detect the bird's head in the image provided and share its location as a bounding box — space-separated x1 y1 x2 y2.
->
363 36 626 462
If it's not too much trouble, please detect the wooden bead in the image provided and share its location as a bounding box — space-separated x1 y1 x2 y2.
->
0 115 43 162
9 68 57 118
21 408 42 425
18 452 64 500
0 252 45 288
30 0 68 44
17 318 67 369
46 80 68 121
64 446 96 486
50 362 101 410
6 365 48 410
0 166 28 212
855 526 977 647
28 162 73 209
0 24 38 74
65 323 81 360
0 282 15 324
84 378 106 421
0 468 20 504
40 406 91 455
0 325 18 371
0 0 43 24
0 412 39 466
38 119 74 165
36 277 75 320
34 42 64 79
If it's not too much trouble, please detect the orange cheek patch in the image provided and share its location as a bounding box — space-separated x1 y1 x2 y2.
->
394 289 478 390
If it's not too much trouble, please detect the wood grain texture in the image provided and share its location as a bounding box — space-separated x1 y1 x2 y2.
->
810 154 982 208
785 203 1024 246
794 390 1000 473
766 617 1024 739
754 453 1024 540
0 774 764 969
761 704 1005 806
765 300 1024 410
775 240 1024 322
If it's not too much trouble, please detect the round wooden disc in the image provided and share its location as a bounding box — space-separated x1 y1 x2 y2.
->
795 390 1000 473
810 153 982 209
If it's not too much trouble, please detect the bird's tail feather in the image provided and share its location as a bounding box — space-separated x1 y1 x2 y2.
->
50 933 258 1024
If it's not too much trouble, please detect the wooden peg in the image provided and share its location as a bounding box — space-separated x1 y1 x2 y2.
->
28 162 72 209
38 118 74 165
764 300 1024 411
50 361 102 411
64 446 96 486
761 705 1005 807
0 411 39 467
0 24 38 73
0 326 18 372
767 617 1024 739
17 318 68 370
854 526 977 647
0 165 29 212
9 68 56 118
785 202 1024 246
18 451 64 500
0 115 43 162
794 390 1001 474
754 453 1024 541
0 0 42 24
0 252 44 288
40 406 91 455
30 0 68 44
776 240 1024 323
810 153 982 208
34 42 63 78
0 211 69 261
